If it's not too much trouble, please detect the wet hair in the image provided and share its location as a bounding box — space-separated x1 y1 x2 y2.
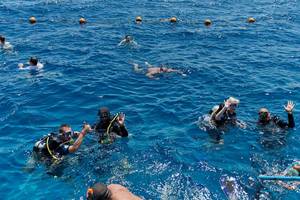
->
59 124 71 133
29 57 38 66
226 97 240 105
98 107 111 121
125 35 132 41
87 183 111 200
0 35 5 43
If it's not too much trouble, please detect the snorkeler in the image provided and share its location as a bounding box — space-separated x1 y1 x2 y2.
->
270 161 300 190
0 35 13 50
33 123 92 160
18 57 44 71
133 62 186 78
210 97 245 128
118 35 137 46
94 107 128 144
86 183 141 200
258 101 295 129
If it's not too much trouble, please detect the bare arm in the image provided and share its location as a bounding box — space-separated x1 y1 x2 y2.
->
108 184 142 200
277 180 296 190
215 106 227 121
68 124 91 153
166 68 180 73
118 39 126 46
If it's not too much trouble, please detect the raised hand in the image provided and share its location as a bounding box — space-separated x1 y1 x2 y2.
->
284 101 295 113
118 113 125 126
83 124 92 133
224 100 231 108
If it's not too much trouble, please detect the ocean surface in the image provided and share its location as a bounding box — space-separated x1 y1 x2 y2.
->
0 0 300 199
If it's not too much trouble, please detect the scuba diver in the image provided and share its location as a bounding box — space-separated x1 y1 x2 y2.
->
94 107 128 144
210 97 246 128
33 123 92 160
258 101 295 129
86 183 141 200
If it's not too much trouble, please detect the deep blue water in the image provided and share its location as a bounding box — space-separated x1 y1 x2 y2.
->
0 0 300 199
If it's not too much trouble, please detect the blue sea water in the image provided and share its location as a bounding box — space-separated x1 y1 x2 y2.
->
0 0 300 199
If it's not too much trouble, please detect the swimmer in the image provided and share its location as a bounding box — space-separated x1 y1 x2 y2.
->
258 101 295 129
18 57 44 71
94 107 128 144
160 17 177 23
210 97 246 128
79 17 87 24
29 16 37 24
133 62 186 78
135 16 142 24
0 35 13 50
86 183 141 200
118 35 137 46
33 123 92 160
276 161 300 190
204 19 212 26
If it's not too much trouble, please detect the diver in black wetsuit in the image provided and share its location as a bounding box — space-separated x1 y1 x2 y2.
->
94 107 128 144
258 101 295 129
33 124 92 160
210 97 245 128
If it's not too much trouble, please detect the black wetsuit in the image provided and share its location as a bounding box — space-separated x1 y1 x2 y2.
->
212 103 237 126
33 133 72 159
259 113 295 129
95 117 128 143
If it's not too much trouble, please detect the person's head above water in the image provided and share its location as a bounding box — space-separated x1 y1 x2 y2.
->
86 183 112 200
59 124 71 134
225 97 239 112
0 35 5 44
170 17 177 23
124 35 132 42
258 108 271 123
29 57 38 66
59 124 73 141
135 16 142 23
98 107 111 123
159 66 169 73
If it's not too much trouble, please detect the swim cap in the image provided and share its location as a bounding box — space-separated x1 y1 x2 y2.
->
87 183 111 200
